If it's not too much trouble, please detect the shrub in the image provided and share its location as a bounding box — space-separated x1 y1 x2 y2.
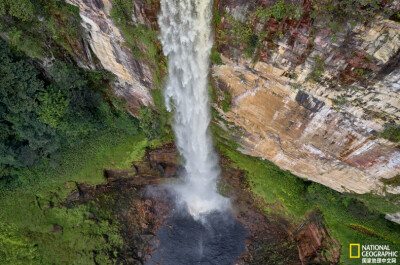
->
379 123 400 142
211 46 223 65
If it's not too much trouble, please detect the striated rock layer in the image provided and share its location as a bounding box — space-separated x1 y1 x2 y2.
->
213 56 399 193
66 0 157 111
212 0 400 194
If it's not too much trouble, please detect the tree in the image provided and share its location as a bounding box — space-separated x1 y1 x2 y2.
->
0 40 59 169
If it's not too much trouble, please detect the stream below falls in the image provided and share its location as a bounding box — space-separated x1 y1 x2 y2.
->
145 210 247 265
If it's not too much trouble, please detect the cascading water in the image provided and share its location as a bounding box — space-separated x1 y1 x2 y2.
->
158 0 230 217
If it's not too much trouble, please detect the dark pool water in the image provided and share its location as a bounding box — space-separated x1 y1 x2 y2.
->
145 210 248 265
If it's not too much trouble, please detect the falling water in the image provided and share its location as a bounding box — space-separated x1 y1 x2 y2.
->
158 0 230 217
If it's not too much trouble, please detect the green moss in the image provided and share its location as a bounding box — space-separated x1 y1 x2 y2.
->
221 91 232 112
213 9 222 28
255 0 303 21
307 55 325 82
138 89 172 140
110 1 166 88
379 123 400 143
215 137 400 264
0 0 84 60
210 46 223 65
381 175 400 187
331 95 347 106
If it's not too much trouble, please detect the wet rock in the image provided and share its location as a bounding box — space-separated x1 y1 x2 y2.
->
77 184 96 200
66 192 80 201
294 212 340 264
163 165 178 178
149 142 178 166
104 167 138 181
140 234 154 241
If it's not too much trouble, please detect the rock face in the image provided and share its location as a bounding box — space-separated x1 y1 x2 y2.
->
212 0 400 194
66 0 156 111
213 56 400 193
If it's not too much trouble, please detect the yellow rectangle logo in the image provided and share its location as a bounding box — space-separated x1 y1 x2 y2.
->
350 244 360 258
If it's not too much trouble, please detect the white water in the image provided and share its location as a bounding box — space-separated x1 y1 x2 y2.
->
158 0 230 217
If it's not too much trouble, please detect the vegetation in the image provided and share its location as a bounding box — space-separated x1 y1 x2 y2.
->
0 0 83 60
0 34 169 263
0 40 169 261
379 123 400 143
218 0 396 62
213 123 400 265
381 175 400 187
0 130 168 264
309 0 394 24
0 40 141 180
255 0 303 22
210 46 223 65
331 95 347 106
307 55 325 82
110 0 166 87
221 91 233 112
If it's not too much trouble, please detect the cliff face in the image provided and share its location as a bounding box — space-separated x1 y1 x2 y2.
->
69 0 400 194
212 0 400 194
66 0 157 111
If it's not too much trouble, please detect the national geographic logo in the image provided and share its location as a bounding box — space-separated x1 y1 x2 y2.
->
350 244 361 258
350 244 398 264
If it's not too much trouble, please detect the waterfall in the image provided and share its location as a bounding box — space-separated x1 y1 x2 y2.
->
158 0 230 217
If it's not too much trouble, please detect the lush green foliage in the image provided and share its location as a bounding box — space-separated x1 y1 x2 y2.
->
0 0 35 21
109 0 134 26
0 129 166 264
0 222 36 264
0 0 82 59
221 91 232 112
139 89 172 140
226 15 260 58
215 135 400 264
379 123 400 143
255 0 303 22
0 41 59 169
210 46 223 65
224 0 303 59
0 40 139 182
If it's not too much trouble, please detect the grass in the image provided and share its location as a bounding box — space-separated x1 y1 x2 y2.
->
214 127 400 265
0 129 169 264
221 91 232 112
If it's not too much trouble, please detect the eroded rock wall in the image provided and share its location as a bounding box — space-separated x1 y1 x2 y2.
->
212 0 400 193
66 0 157 111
